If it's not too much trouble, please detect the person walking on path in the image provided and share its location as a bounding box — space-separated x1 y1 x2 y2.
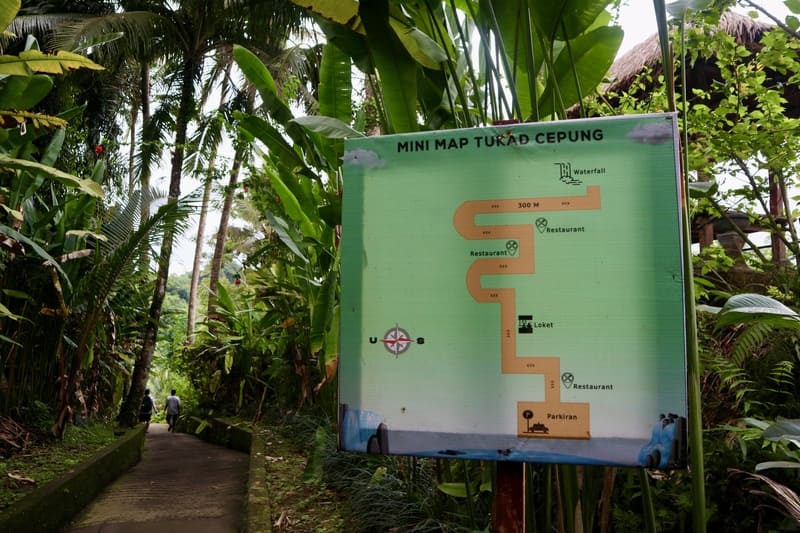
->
138 389 155 431
164 389 181 432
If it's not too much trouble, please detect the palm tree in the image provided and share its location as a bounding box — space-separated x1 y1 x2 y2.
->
58 0 307 426
205 88 254 321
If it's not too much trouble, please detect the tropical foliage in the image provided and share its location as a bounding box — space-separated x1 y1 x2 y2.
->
1 0 800 531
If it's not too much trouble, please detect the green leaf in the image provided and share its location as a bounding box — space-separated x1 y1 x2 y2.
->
303 426 332 483
360 0 418 133
490 0 546 120
66 230 107 241
291 116 363 139
311 269 338 353
319 42 353 125
531 0 613 40
0 156 103 197
0 204 23 221
318 199 341 228
289 0 362 30
763 418 800 447
696 304 721 314
717 294 800 328
195 420 210 435
438 481 472 498
216 282 235 315
744 417 771 430
389 17 447 70
0 0 20 31
0 300 24 321
688 181 717 198
236 113 311 177
72 31 124 54
0 334 22 347
41 127 65 168
666 0 713 18
0 50 103 76
269 169 318 240
2 289 32 300
233 45 293 124
0 225 70 289
313 17 372 73
0 74 53 110
538 25 623 118
265 211 308 263
755 461 800 472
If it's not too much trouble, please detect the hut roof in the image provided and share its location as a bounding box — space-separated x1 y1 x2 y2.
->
606 11 773 93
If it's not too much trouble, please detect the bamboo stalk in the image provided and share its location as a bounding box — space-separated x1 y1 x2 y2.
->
652 1 707 531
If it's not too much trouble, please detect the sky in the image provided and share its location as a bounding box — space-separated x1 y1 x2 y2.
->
167 0 795 275
618 0 792 54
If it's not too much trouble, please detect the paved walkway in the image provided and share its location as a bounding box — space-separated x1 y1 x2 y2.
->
63 423 250 533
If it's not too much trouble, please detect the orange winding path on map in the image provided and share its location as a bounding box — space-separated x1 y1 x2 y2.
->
453 186 601 439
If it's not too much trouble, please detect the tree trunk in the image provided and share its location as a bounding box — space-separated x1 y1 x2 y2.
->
207 87 254 318
186 173 212 342
128 105 138 195
118 58 199 427
206 144 245 318
139 62 152 223
137 62 153 272
186 61 233 341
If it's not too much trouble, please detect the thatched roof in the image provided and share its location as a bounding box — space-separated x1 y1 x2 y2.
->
566 11 800 119
606 11 773 94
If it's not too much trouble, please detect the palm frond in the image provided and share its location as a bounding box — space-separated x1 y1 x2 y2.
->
730 469 800 523
185 111 225 175
134 103 174 181
5 14 83 46
98 189 142 256
51 12 167 62
72 190 200 311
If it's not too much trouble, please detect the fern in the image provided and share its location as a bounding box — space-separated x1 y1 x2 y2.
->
767 360 795 391
711 354 759 414
730 321 774 367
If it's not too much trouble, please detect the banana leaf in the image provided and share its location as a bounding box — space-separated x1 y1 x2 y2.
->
1 156 103 197
0 0 20 30
537 25 622 118
319 42 354 124
360 0 419 133
716 293 800 328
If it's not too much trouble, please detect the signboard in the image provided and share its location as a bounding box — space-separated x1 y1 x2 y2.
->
340 113 688 467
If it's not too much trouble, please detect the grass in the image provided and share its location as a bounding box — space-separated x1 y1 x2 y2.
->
0 422 117 510
258 421 348 532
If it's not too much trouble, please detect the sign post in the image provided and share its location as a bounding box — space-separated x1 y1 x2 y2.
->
493 462 525 532
341 114 688 470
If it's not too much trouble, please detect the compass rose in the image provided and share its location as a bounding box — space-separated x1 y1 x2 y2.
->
382 325 414 356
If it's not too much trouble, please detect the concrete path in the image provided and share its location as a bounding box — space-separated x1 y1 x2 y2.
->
63 423 249 533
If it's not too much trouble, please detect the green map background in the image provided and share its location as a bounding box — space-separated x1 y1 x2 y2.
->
341 114 687 442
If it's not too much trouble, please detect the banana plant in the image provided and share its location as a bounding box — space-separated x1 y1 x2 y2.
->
231 44 342 410
0 11 112 414
291 0 623 129
191 282 273 408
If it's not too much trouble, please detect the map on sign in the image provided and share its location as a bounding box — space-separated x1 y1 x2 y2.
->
454 186 602 440
340 114 688 467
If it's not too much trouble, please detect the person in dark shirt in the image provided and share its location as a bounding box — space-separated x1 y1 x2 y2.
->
139 389 155 431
